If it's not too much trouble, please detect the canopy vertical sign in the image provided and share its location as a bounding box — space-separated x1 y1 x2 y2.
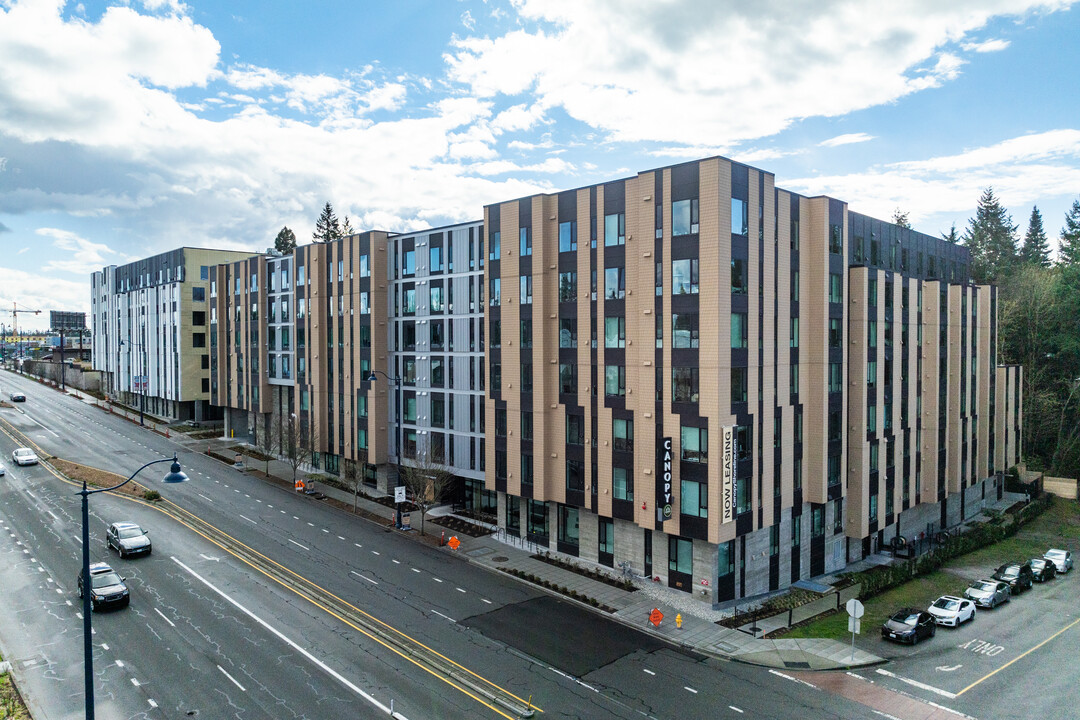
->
721 426 736 524
656 437 673 522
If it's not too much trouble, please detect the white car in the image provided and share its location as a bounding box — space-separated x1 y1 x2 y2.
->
0 461 5 476
928 595 976 627
1044 549 1073 574
11 448 38 466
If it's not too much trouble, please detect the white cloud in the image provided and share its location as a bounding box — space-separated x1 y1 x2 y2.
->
785 129 1080 226
445 0 1069 148
818 133 876 148
963 38 1012 52
38 228 128 275
0 266 91 317
461 10 476 30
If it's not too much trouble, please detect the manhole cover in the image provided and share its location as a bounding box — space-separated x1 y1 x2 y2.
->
492 556 509 563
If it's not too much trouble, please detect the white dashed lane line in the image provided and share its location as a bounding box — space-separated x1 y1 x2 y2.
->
351 571 378 585
643 669 655 675
218 665 246 692
684 686 697 694
288 539 309 551
238 514 257 524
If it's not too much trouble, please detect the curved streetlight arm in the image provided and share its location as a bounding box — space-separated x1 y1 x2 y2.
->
79 454 184 497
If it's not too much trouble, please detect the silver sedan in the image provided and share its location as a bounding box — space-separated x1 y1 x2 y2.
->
964 579 1011 608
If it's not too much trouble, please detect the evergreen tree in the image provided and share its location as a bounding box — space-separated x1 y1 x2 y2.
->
962 187 1018 284
274 226 297 253
892 208 911 229
341 215 354 237
1019 206 1050 267
1061 197 1080 266
942 223 959 244
313 202 341 243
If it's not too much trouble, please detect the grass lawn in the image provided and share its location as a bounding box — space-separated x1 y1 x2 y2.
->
783 497 1079 641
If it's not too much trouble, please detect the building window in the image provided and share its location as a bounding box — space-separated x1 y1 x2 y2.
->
599 518 614 556
829 318 842 348
559 271 577 302
489 231 501 261
565 414 584 445
829 363 842 393
672 366 699 403
613 418 633 452
681 479 707 518
829 224 843 254
519 226 532 256
192 286 205 302
672 258 699 295
430 246 442 272
868 320 877 347
672 198 699 236
867 404 877 434
731 312 748 349
868 494 878 522
870 443 879 472
559 363 577 394
559 318 577 348
828 453 842 485
566 460 584 492
527 500 548 538
559 221 577 252
833 498 844 534
731 367 748 403
613 467 633 501
770 526 780 556
520 319 532 349
403 249 415 276
520 362 533 393
558 505 579 546
604 212 625 246
789 317 799 348
669 537 693 575
672 312 699 349
680 425 707 463
829 273 843 303
731 258 747 294
812 506 825 538
731 198 748 235
604 266 625 300
789 364 799 396
867 360 877 388
519 275 532 304
604 365 626 397
489 278 501 306
604 316 626 348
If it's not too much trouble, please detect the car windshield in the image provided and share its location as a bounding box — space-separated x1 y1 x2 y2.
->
1046 551 1065 560
973 582 997 592
91 572 123 589
932 599 959 611
893 613 920 626
118 527 143 539
1000 567 1019 578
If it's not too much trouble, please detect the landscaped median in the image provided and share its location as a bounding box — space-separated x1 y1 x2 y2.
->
0 656 31 719
778 495 1075 641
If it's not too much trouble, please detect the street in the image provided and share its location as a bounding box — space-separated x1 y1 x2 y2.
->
0 369 917 719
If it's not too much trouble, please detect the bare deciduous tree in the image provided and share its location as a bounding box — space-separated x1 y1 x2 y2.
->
255 416 278 477
283 413 319 489
400 436 453 536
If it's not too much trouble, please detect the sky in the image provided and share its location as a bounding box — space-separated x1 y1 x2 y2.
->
2 0 1080 329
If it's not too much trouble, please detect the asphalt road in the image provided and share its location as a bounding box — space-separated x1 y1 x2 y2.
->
0 369 884 719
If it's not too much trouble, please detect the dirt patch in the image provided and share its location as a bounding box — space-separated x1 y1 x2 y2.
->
50 459 160 501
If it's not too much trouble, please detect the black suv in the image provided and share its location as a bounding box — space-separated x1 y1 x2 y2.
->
993 562 1034 594
77 562 130 611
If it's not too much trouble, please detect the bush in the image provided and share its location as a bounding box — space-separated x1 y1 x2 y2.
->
143 490 161 501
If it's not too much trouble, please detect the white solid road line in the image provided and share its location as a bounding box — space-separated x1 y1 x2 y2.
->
218 664 247 692
154 607 176 627
431 610 456 623
197 493 214 503
238 514 257 524
875 669 957 699
351 571 378 585
729 706 744 714
288 539 309 551
172 557 403 718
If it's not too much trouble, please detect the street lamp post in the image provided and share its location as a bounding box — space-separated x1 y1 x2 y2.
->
79 454 188 719
368 370 403 528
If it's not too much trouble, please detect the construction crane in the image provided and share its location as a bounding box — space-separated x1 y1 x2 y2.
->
10 302 42 364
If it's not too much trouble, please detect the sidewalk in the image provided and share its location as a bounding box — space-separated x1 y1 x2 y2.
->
59 387 885 671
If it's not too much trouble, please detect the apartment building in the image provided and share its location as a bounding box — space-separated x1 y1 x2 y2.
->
209 250 296 444
91 247 255 422
279 222 488 501
484 157 1022 603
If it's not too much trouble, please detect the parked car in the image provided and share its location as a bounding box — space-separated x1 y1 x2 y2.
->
1044 549 1073 574
0 461 5 477
993 562 1034 594
8 392 25 402
1030 557 1057 582
76 562 130 611
964 579 1011 608
11 448 38 466
881 609 937 644
106 522 151 558
927 595 976 626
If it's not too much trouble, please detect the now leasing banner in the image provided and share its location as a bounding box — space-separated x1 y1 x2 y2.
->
657 437 673 522
721 426 736 524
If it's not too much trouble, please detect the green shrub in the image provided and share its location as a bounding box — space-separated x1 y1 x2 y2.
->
143 490 161 501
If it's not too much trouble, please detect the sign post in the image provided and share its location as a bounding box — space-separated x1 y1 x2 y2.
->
846 598 864 661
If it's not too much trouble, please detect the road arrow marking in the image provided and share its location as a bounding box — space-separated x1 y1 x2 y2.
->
937 664 963 672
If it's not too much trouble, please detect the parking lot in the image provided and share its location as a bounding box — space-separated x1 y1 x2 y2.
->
865 556 1079 719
